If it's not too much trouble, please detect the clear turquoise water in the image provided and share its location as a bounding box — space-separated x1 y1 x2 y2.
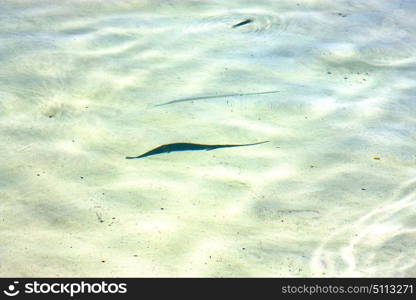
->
1 0 415 277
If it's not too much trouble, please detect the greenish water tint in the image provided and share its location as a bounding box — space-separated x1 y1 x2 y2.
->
0 0 415 277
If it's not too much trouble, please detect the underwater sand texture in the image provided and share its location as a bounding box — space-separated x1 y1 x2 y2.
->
1 0 415 277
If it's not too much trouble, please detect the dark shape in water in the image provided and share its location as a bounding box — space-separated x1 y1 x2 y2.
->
154 90 279 107
232 19 253 28
126 141 269 159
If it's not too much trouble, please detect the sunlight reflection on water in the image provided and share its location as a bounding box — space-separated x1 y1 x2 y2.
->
0 0 415 277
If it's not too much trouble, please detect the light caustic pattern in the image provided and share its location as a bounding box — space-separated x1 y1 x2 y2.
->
1 0 416 277
311 177 416 277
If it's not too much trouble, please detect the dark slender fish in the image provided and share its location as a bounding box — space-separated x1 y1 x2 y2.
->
126 141 269 159
154 90 279 107
232 19 253 28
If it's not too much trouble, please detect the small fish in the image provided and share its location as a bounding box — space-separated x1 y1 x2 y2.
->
154 90 279 107
232 19 253 28
126 141 269 159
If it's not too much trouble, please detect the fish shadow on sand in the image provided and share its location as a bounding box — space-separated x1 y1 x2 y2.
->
154 90 279 107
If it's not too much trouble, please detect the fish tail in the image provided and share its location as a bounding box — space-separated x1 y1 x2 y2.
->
238 141 270 147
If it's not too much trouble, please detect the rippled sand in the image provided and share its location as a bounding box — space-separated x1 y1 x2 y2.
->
1 0 415 277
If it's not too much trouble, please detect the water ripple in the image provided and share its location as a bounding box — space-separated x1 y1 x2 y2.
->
311 176 416 276
185 10 286 36
357 41 416 67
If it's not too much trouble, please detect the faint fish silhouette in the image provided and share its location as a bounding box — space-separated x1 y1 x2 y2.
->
154 90 279 107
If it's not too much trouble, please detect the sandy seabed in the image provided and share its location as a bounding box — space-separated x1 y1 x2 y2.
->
0 0 415 277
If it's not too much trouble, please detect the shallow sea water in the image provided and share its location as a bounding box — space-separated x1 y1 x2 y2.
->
1 0 415 277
